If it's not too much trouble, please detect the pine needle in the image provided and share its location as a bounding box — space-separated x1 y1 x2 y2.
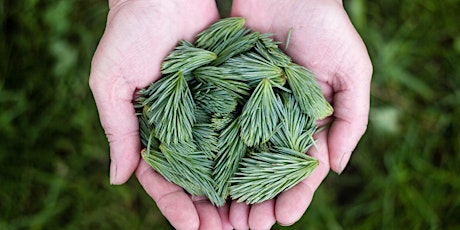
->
195 17 246 52
136 17 330 206
284 63 334 120
255 33 292 67
194 85 238 114
285 27 293 50
143 72 196 145
160 142 224 205
223 52 286 88
230 147 318 204
193 123 218 159
270 93 317 153
213 117 247 200
193 66 250 99
240 78 283 147
161 42 217 75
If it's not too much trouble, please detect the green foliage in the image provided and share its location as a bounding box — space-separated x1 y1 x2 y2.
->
195 17 246 52
193 65 250 99
239 78 283 147
230 147 318 204
255 33 292 67
223 52 286 88
161 42 217 75
284 63 334 120
138 72 196 145
137 17 327 206
271 93 316 154
213 117 247 199
192 123 219 159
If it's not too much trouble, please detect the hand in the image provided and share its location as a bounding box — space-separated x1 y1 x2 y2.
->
89 1 233 229
229 0 372 229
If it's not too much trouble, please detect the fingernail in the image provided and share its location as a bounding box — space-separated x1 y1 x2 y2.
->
338 151 351 175
109 161 117 185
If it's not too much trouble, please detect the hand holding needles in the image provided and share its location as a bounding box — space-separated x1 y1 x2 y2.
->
136 17 333 206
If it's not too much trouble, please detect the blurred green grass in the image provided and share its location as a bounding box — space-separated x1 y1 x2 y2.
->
1 0 459 229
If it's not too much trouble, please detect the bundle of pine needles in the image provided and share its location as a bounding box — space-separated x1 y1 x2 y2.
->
136 17 333 206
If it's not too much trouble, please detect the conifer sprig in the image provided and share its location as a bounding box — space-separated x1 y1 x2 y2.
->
144 72 196 145
193 85 238 114
195 17 246 52
136 17 332 206
211 31 260 65
193 66 250 99
142 148 203 195
192 123 218 159
271 93 317 153
213 117 247 199
240 78 283 147
255 33 292 67
223 52 286 88
229 147 319 204
161 42 217 75
284 63 334 120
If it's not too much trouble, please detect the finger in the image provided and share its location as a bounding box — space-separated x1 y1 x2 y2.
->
192 196 222 230
217 203 235 230
89 70 140 185
248 199 276 230
275 129 330 226
135 160 199 230
328 61 372 174
229 200 250 230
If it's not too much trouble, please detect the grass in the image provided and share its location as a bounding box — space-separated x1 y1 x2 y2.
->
1 0 459 229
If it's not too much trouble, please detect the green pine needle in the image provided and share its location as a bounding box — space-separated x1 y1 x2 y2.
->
213 117 247 200
136 17 329 206
284 63 334 120
193 123 218 159
194 85 238 114
255 33 292 67
230 147 319 204
240 78 283 147
211 113 236 131
223 52 286 88
159 142 224 206
195 17 246 52
270 93 317 153
193 66 250 99
161 42 217 75
143 72 196 145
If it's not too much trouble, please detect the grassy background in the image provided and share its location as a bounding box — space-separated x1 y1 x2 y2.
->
1 0 459 229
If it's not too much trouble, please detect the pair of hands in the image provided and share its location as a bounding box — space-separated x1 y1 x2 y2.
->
89 0 372 229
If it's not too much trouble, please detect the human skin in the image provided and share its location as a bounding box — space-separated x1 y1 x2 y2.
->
89 0 372 229
228 0 372 229
90 1 232 229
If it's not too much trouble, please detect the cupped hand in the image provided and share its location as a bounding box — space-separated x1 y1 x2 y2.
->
229 0 372 229
89 1 232 229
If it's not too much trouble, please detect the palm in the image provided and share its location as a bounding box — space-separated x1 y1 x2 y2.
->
90 1 233 229
92 1 220 89
229 0 372 228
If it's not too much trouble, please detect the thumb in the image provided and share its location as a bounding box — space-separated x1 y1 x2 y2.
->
328 60 372 174
90 69 140 185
